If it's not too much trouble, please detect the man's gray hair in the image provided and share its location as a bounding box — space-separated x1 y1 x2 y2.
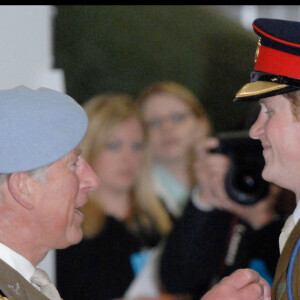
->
0 164 49 187
0 174 9 186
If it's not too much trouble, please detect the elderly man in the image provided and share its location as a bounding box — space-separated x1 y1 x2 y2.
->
0 86 99 299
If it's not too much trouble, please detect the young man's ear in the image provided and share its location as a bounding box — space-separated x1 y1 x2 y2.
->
7 172 34 210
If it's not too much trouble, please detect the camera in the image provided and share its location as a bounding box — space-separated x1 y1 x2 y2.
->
211 130 269 205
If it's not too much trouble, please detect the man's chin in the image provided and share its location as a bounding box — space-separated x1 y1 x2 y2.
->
61 230 83 249
261 166 270 182
262 167 277 186
71 230 84 245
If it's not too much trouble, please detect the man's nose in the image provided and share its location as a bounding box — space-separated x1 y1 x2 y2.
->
249 117 263 140
80 159 100 191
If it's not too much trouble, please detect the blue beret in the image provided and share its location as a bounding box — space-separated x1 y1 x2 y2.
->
0 86 88 173
235 18 300 102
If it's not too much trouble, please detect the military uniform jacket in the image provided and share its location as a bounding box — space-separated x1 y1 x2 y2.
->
272 219 300 300
0 259 49 300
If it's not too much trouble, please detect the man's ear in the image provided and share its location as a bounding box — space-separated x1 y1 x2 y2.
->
7 172 34 210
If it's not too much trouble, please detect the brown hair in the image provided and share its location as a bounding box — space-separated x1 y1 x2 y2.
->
283 90 300 119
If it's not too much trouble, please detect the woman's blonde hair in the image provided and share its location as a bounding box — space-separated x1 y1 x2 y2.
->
80 93 170 238
137 81 208 121
135 81 210 232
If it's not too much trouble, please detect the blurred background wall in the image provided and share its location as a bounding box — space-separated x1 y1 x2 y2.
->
54 5 256 133
53 5 300 133
1 4 300 284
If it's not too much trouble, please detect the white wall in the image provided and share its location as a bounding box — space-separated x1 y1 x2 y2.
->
0 5 64 91
0 5 64 283
214 5 300 30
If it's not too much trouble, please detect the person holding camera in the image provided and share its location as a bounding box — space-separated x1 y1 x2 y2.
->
158 133 288 300
136 81 211 229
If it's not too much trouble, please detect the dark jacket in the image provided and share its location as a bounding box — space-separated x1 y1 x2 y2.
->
159 199 283 299
56 215 161 300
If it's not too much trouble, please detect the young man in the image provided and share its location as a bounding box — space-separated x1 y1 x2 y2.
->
0 86 99 299
234 18 300 300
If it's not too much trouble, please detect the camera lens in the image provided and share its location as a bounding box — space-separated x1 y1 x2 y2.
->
211 131 270 205
225 165 269 205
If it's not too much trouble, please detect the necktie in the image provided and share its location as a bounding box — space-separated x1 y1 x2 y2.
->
30 267 61 300
279 214 295 254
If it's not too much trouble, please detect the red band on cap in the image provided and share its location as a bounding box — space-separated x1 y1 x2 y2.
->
255 45 300 79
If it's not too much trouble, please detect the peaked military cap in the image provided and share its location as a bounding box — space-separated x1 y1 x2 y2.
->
235 18 300 101
0 86 88 173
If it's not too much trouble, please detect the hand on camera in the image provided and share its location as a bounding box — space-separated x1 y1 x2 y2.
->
193 137 232 209
194 137 279 228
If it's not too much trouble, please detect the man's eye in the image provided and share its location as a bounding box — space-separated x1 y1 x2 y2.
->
265 109 274 115
72 156 81 168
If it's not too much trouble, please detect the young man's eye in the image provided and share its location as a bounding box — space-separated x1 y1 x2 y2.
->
265 109 274 115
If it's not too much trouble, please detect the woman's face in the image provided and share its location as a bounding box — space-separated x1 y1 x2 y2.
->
250 94 300 195
92 118 144 194
142 93 203 164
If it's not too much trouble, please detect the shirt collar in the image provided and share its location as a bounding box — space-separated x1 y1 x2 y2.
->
293 200 300 225
0 242 35 282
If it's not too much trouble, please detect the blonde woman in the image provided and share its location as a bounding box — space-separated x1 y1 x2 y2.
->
137 81 210 225
56 93 166 300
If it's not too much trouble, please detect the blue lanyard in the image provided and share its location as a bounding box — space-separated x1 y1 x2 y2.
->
287 236 300 300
